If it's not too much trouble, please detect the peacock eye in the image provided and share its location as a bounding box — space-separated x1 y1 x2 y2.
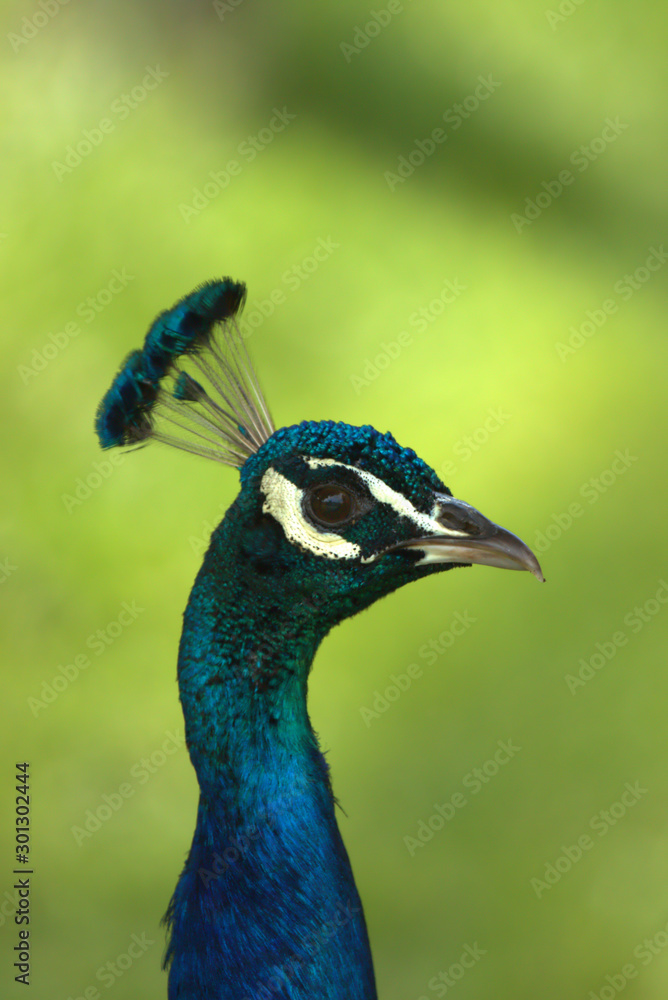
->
305 483 356 528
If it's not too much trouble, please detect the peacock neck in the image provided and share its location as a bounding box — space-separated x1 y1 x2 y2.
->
166 514 378 1000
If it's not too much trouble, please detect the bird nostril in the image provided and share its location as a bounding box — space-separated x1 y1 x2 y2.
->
437 509 483 536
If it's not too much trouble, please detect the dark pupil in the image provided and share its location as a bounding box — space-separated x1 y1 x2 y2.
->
309 485 353 525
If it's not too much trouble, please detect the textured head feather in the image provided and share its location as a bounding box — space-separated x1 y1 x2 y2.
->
95 279 275 468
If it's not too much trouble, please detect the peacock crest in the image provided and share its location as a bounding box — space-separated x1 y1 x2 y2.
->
95 279 274 468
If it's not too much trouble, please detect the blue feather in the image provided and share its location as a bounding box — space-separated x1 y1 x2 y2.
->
95 279 247 452
142 279 246 380
94 348 157 448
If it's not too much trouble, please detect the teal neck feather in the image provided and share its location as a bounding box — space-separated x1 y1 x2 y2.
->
165 510 378 1000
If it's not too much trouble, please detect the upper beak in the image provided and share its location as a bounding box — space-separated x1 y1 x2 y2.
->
391 494 545 582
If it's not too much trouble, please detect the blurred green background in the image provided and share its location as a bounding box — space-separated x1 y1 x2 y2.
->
1 1 667 997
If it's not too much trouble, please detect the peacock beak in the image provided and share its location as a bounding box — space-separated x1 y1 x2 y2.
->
392 494 545 581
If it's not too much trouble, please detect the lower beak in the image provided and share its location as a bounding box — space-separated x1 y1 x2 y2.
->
391 495 545 582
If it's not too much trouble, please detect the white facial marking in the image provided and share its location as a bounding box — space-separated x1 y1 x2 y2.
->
306 458 466 538
261 457 467 563
260 467 361 560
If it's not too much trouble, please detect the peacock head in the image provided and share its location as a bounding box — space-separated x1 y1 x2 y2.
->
96 278 542 627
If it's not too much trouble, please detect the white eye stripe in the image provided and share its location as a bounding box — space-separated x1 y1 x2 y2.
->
305 458 466 538
260 467 361 560
261 456 466 562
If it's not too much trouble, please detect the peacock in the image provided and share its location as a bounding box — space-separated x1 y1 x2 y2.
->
95 278 543 1000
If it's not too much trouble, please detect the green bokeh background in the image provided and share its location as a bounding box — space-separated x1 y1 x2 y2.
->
2 2 667 998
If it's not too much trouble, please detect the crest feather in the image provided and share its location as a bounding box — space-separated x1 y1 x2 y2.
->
95 279 275 468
